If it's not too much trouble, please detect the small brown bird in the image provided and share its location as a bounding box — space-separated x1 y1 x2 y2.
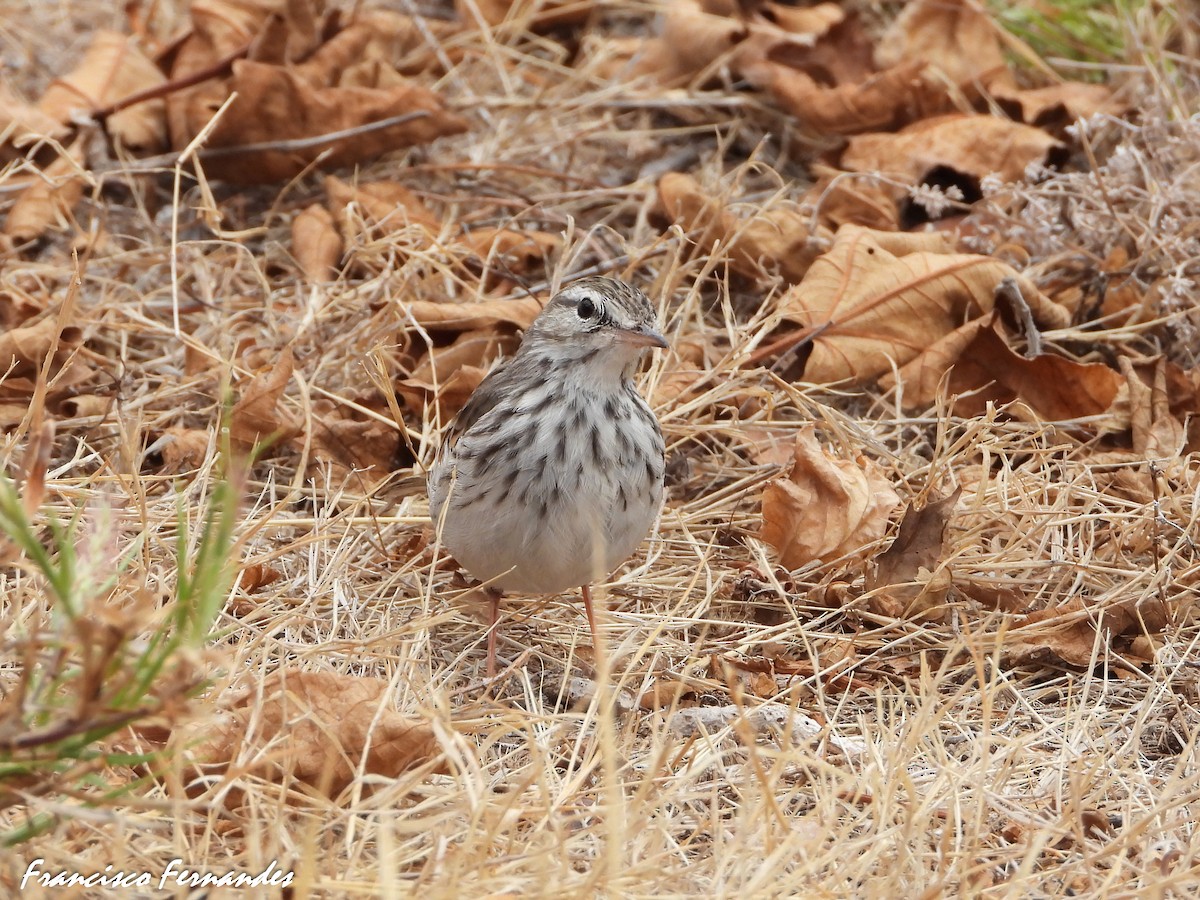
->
428 277 668 677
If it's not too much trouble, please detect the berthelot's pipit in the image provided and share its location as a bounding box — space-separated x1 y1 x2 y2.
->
429 277 668 677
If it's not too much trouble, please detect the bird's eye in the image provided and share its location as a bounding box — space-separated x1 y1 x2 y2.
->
577 296 597 319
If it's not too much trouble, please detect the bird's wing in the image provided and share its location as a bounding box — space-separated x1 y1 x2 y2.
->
439 357 514 452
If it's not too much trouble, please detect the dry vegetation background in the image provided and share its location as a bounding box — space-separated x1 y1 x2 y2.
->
3 0 1200 896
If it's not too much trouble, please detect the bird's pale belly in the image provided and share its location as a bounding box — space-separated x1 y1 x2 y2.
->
435 458 661 595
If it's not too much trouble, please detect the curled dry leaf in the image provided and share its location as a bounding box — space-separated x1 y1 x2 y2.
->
777 225 1070 385
0 315 84 371
230 347 298 451
184 669 442 797
291 203 342 282
1119 357 1187 460
993 82 1123 130
235 562 283 594
38 30 168 151
888 316 1122 419
0 312 92 429
4 140 88 242
840 114 1066 192
633 3 749 84
0 83 67 156
866 487 960 621
760 425 900 569
153 427 213 474
657 172 830 283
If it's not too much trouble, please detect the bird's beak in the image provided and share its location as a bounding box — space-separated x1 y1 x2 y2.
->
619 324 669 349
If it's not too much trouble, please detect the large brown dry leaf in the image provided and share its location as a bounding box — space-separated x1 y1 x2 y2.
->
634 0 842 86
840 114 1065 189
891 317 1122 419
185 669 442 796
874 0 1007 93
741 58 947 135
230 347 298 450
658 172 830 283
760 426 900 569
992 81 1123 130
1004 598 1136 668
38 30 167 151
866 488 960 621
778 225 1070 385
183 60 467 183
0 316 85 377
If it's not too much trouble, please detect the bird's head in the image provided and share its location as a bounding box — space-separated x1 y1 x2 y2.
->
522 277 668 378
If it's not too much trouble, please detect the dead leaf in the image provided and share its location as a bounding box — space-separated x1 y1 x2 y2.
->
635 0 841 85
777 225 1070 385
874 0 1007 93
0 83 68 156
633 2 749 83
4 140 88 242
458 0 594 30
184 668 442 796
803 166 900 231
38 30 168 151
292 203 342 282
403 297 542 332
397 328 518 416
308 399 403 481
658 172 830 283
840 114 1066 191
230 347 298 451
235 562 283 593
0 315 84 372
1106 356 1187 460
154 427 213 474
893 317 1122 419
760 425 900 569
742 58 948 135
866 488 961 620
1005 597 1133 667
462 228 561 275
993 82 1124 130
59 394 113 419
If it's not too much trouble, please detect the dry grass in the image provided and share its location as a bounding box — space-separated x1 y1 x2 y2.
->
3 2 1200 897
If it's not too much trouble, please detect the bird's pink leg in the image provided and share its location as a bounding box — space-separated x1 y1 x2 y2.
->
581 583 600 649
486 588 502 679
